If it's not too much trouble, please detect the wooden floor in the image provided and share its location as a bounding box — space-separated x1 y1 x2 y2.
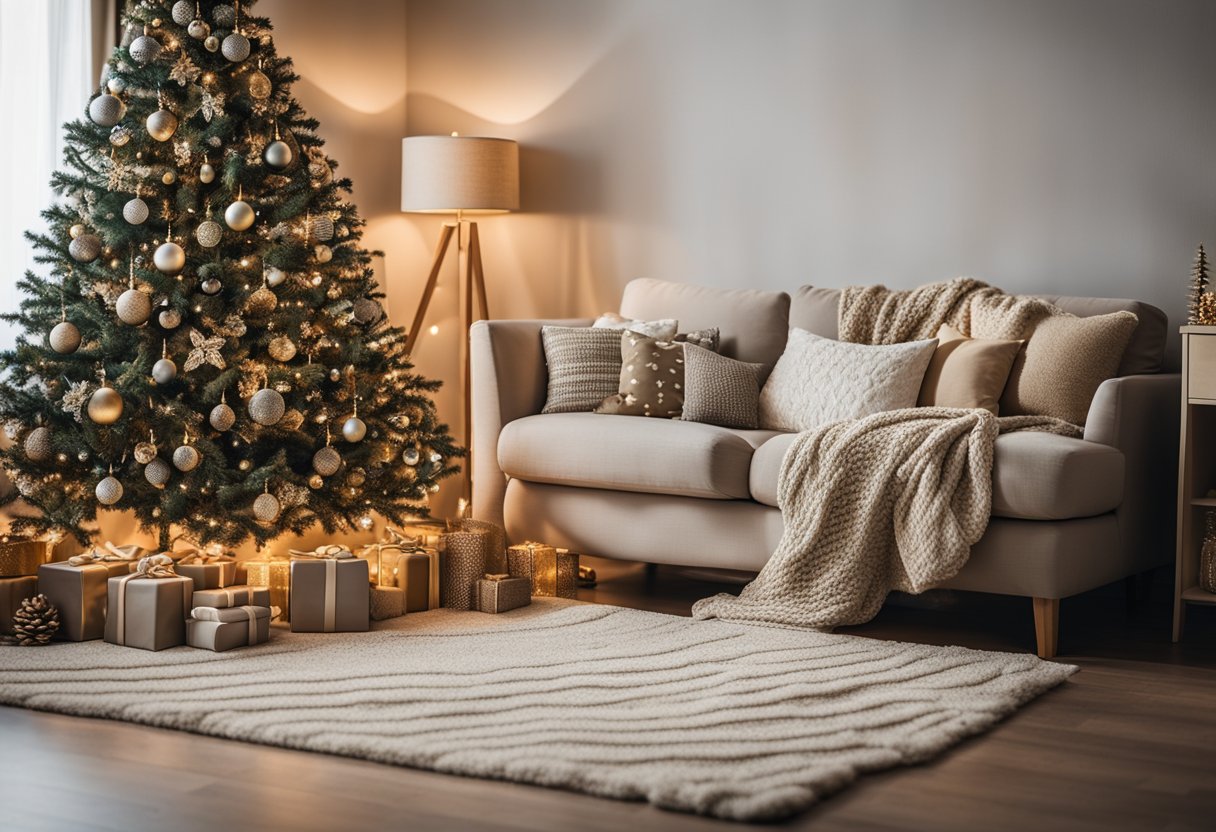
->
3 559 1215 832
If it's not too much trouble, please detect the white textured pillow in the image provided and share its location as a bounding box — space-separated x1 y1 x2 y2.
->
758 329 938 432
594 312 678 340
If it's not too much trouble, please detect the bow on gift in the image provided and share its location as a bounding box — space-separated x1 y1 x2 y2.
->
134 554 179 578
67 542 142 566
288 545 354 560
384 527 418 546
484 573 511 582
172 539 233 565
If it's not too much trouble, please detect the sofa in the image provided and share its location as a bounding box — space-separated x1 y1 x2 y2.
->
470 278 1179 658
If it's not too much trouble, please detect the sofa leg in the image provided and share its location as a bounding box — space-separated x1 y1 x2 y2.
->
1032 597 1059 659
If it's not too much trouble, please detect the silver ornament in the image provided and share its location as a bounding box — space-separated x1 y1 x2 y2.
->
144 457 171 486
201 277 223 295
188 19 210 39
248 70 271 99
222 32 250 62
314 245 332 263
159 307 182 329
24 427 53 462
172 445 200 472
49 321 81 354
225 199 254 230
199 162 215 184
210 402 236 431
152 357 177 384
248 388 285 426
87 386 124 424
268 336 297 362
212 4 235 26
122 197 149 225
312 446 341 476
134 441 157 464
204 35 219 52
342 416 366 443
253 491 280 522
116 288 152 325
78 450 90 463
146 109 178 142
352 298 382 324
106 76 126 94
402 447 420 466
88 94 126 127
68 234 102 263
129 35 162 65
329 369 341 382
95 475 123 505
109 125 132 146
265 266 286 287
171 0 195 26
195 219 222 248
263 140 292 169
245 286 277 315
153 240 186 273
309 215 334 241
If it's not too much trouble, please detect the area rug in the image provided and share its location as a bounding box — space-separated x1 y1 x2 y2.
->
0 599 1075 822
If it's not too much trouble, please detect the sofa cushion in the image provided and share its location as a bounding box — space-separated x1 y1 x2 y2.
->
749 430 1124 520
499 413 779 500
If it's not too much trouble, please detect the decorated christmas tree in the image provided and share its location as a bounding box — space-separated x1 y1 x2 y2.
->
1189 243 1210 325
0 0 462 550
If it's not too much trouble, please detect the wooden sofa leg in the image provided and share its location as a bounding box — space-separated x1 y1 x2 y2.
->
1032 597 1059 659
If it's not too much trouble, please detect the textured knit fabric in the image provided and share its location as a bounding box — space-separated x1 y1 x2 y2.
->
540 326 624 413
592 312 679 340
0 598 1075 822
681 343 764 429
596 332 686 418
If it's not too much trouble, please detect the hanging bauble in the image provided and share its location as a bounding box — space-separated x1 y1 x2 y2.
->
210 401 236 431
129 34 162 64
268 336 297 362
248 389 285 426
69 224 85 239
162 169 177 185
153 240 186 273
49 321 81 354
187 19 210 39
346 467 366 487
245 286 278 315
109 125 132 147
352 298 382 324
107 76 126 94
263 140 292 169
158 307 182 329
88 94 126 128
133 440 157 464
171 0 195 25
152 357 177 384
280 409 304 430
195 219 222 248
342 416 366 443
172 444 200 472
253 491 280 522
314 245 332 263
402 447 420 466
308 474 324 489
312 446 341 477
116 288 152 325
225 199 255 231
200 277 223 295
144 457 171 486
309 215 334 241
68 234 102 263
212 3 235 26
95 475 123 506
265 266 286 287
248 70 271 99
122 197 149 225
222 32 251 62
204 34 219 52
199 162 215 184
24 427 53 462
87 386 124 424
146 109 178 142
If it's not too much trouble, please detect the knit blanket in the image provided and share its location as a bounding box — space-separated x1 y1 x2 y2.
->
692 279 1079 630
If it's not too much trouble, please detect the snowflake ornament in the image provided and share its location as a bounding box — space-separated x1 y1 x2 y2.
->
183 328 226 372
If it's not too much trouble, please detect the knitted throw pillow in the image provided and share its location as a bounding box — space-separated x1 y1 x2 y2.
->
541 326 626 413
681 344 764 429
596 332 686 418
593 313 679 340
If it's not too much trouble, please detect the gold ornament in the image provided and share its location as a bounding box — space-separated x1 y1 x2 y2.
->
268 335 297 362
69 224 85 239
225 198 255 231
253 490 280 522
210 396 236 431
87 385 123 424
68 234 102 263
245 286 278 316
173 443 200 472
49 320 81 354
116 287 152 325
153 240 186 273
95 473 123 505
144 457 171 486
312 445 341 476
248 70 271 99
24 427 53 462
146 108 178 142
184 328 226 372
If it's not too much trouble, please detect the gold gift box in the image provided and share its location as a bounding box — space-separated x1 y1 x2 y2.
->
0 537 52 578
507 542 579 599
244 559 291 622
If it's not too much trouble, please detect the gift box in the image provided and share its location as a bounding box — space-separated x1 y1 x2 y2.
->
38 551 140 641
441 527 491 610
396 549 439 612
104 556 192 651
245 558 291 622
0 536 52 577
289 549 369 632
187 605 270 651
192 585 271 609
370 585 405 620
1 575 38 636
452 519 507 574
397 520 446 549
475 573 531 614
507 542 579 599
173 548 238 590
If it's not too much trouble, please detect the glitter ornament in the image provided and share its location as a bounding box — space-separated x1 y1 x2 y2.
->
88 94 126 127
263 139 292 169
248 388 285 425
129 34 162 65
268 336 297 362
116 288 152 325
308 215 334 241
152 357 177 384
173 444 200 472
199 162 215 184
171 0 195 26
225 198 254 231
49 321 81 354
201 277 223 295
144 458 171 486
134 440 157 464
24 427 53 462
314 245 332 263
159 307 182 329
195 218 222 247
352 298 382 324
109 125 132 146
245 286 277 315
107 76 127 94
210 399 236 431
188 18 210 39
342 416 366 443
308 474 323 489
122 197 149 225
204 35 219 52
312 446 341 476
95 474 123 505
87 385 123 424
253 491 280 522
69 234 102 263
222 32 250 62
248 70 271 99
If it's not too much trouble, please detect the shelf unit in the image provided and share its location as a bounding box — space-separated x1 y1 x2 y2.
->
1174 326 1216 639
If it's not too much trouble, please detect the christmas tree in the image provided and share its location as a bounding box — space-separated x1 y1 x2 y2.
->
1189 243 1210 325
0 0 462 550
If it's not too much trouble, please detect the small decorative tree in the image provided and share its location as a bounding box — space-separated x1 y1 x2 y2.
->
1188 243 1210 325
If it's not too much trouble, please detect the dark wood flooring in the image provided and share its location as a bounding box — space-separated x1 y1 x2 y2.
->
3 558 1215 831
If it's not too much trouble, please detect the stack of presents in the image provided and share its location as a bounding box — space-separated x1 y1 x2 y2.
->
0 518 581 653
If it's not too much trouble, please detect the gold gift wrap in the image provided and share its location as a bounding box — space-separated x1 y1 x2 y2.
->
452 519 507 574
395 550 439 612
1 576 38 636
245 559 291 622
370 585 405 620
0 537 52 577
475 574 531 614
507 543 579 598
442 528 492 610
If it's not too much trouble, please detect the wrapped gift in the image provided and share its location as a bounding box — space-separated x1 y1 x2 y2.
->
1 575 38 636
234 561 249 585
187 604 270 651
172 542 238 590
245 557 292 622
508 542 579 598
452 519 507 574
441 527 491 610
475 573 531 614
381 528 441 611
192 585 271 609
288 547 369 632
0 535 53 577
370 585 405 620
397 520 447 549
38 546 142 641
104 555 192 651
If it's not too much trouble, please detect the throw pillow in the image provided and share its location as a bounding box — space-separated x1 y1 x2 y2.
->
595 332 685 418
998 311 1138 425
674 326 721 352
681 344 764 429
917 323 1023 415
758 329 938 432
541 326 625 414
593 312 679 341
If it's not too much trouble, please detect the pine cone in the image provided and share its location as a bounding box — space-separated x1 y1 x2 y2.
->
12 593 60 646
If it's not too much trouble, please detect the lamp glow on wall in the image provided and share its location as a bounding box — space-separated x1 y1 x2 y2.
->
401 133 519 497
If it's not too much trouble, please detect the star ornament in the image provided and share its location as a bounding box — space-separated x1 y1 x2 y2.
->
184 328 226 372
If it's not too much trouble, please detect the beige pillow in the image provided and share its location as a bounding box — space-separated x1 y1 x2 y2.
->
596 332 685 418
917 324 1023 414
593 313 678 340
999 311 1138 425
681 344 764 429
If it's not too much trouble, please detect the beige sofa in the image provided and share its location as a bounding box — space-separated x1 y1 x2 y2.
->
470 278 1179 657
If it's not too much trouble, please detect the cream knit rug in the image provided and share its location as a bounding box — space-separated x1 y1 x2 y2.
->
0 599 1074 822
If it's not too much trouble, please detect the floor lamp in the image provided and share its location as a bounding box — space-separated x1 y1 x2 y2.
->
400 134 520 502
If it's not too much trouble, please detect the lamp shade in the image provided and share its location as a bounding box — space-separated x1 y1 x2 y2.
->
401 135 519 214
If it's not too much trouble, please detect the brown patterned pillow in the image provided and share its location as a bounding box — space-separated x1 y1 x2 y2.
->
596 332 685 418
681 344 763 429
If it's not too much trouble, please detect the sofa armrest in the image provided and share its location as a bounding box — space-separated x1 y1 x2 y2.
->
470 318 594 526
1084 373 1181 572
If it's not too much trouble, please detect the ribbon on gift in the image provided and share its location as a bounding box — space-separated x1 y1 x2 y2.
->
112 555 191 646
289 547 352 631
173 542 234 565
68 542 142 566
288 545 354 560
192 604 263 644
485 573 510 581
379 535 440 609
210 586 261 607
